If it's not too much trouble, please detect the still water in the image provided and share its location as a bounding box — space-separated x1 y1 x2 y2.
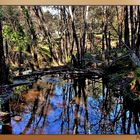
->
0 74 139 134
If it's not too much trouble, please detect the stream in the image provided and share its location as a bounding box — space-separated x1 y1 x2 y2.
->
0 74 139 134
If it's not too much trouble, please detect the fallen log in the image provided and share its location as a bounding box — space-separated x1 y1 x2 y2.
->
9 81 33 88
13 68 104 80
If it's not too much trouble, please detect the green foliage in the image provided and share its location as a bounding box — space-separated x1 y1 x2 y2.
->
21 6 29 19
109 73 124 81
84 52 93 60
130 79 136 87
14 85 29 95
134 67 140 78
3 25 29 51
108 72 124 87
0 6 3 19
9 85 29 101
130 68 140 87
39 44 51 58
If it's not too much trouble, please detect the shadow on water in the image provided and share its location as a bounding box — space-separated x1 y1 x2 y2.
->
0 74 140 134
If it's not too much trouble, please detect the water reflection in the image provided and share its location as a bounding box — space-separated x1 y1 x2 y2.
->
0 74 140 134
0 86 12 134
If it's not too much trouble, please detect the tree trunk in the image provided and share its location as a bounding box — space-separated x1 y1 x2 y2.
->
69 6 80 67
124 6 130 48
136 6 140 58
80 6 89 68
130 6 135 49
0 17 8 85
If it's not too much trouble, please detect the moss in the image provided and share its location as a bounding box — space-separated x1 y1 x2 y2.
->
14 85 29 95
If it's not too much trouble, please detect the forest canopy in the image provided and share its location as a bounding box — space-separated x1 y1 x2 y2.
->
0 6 140 83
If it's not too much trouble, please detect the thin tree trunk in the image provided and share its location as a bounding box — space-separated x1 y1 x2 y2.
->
124 6 130 48
136 6 140 58
130 6 135 49
69 6 80 66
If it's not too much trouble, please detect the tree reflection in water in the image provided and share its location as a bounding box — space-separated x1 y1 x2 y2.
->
1 74 140 134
